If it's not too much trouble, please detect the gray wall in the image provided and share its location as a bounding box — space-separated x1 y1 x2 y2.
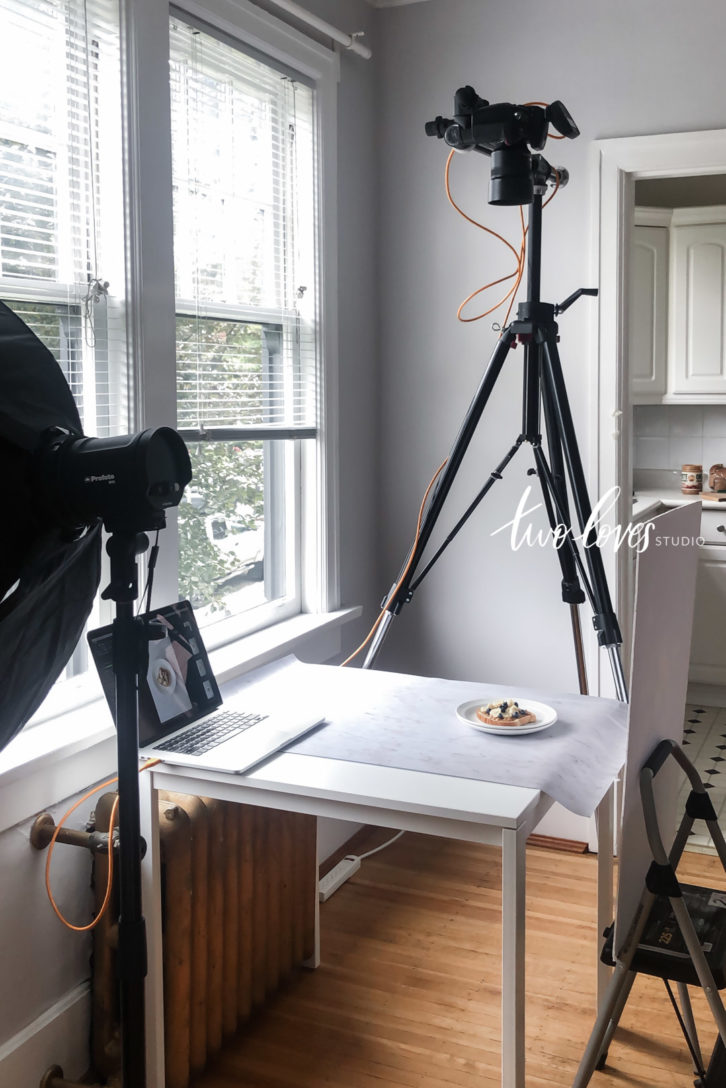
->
373 0 726 688
300 0 382 651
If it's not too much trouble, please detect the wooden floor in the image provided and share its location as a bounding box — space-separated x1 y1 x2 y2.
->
194 832 725 1088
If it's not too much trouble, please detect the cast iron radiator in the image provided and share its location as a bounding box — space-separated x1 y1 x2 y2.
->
91 790 317 1087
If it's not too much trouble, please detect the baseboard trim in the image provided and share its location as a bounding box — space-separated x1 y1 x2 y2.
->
320 825 385 876
527 833 589 854
0 982 90 1088
687 682 726 708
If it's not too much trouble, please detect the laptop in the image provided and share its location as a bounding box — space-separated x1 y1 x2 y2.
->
87 599 325 773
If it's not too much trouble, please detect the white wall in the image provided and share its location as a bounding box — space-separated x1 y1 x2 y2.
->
373 0 726 690
0 795 96 1084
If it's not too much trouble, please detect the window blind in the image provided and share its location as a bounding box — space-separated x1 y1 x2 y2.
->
0 0 127 438
169 17 319 436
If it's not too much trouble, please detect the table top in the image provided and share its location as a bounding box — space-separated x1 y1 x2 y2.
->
222 658 629 818
150 750 548 830
148 657 626 834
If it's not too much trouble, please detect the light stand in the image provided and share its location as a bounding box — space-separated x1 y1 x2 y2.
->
103 531 152 1088
362 150 628 703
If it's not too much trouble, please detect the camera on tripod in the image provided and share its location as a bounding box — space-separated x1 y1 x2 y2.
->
425 87 579 206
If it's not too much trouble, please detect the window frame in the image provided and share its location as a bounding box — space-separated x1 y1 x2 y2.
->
0 0 342 747
124 0 340 632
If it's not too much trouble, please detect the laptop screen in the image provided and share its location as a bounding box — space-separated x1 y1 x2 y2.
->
87 600 223 747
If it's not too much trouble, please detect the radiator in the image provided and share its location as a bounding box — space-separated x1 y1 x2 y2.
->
91 791 317 1088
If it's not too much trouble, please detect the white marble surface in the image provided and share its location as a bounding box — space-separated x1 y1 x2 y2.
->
225 657 628 818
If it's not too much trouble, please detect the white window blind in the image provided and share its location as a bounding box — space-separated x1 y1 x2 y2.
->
169 17 319 438
0 0 127 439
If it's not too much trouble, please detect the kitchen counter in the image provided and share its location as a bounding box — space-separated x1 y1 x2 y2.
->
632 489 726 519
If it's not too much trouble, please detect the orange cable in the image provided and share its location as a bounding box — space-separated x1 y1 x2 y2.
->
341 107 563 668
445 150 521 262
445 150 525 324
340 458 449 667
446 124 562 326
501 205 528 329
45 757 161 932
543 168 561 208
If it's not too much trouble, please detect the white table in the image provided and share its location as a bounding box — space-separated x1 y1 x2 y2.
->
139 669 619 1088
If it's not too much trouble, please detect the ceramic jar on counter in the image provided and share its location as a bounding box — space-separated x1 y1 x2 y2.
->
709 464 726 492
681 464 703 495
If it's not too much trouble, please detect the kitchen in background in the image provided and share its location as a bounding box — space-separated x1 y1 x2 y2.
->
630 172 726 500
633 403 726 493
629 177 726 830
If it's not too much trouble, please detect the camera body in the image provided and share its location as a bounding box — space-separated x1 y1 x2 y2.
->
425 87 578 205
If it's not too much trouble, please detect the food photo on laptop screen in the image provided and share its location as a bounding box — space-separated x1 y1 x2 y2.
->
87 600 325 773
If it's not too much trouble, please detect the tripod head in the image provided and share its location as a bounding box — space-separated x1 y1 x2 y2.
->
425 87 578 206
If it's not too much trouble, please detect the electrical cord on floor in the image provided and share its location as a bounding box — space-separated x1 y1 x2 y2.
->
354 829 405 860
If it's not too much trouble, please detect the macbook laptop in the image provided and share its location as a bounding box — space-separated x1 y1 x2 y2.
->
87 599 325 773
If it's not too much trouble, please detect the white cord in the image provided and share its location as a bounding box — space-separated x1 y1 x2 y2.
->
354 830 405 861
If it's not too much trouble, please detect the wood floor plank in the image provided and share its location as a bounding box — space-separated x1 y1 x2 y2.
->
193 833 726 1087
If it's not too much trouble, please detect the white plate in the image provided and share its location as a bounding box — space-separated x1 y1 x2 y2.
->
456 697 557 736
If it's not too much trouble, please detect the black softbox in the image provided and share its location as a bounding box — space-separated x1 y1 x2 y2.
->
0 300 102 749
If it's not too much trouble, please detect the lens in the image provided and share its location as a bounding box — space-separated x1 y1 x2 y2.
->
489 147 533 206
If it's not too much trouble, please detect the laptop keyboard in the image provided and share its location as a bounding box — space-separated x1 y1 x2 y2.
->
155 710 268 756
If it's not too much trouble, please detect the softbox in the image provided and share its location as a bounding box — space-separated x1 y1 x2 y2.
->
0 300 102 749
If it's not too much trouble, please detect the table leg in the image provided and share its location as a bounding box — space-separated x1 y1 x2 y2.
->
595 785 615 1005
304 831 321 969
501 826 526 1088
139 771 165 1087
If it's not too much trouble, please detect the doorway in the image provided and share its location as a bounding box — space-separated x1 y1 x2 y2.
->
592 129 726 696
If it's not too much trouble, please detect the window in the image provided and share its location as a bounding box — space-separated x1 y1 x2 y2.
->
169 17 319 634
0 0 126 695
0 0 127 441
0 0 338 727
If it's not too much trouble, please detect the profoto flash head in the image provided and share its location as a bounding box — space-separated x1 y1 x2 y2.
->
425 87 578 206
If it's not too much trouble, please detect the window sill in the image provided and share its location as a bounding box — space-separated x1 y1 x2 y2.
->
0 606 361 834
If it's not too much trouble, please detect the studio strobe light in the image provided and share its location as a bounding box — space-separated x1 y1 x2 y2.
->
0 300 192 1088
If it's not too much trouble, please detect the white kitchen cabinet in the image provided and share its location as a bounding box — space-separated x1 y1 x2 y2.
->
630 223 669 402
669 210 726 400
689 507 726 685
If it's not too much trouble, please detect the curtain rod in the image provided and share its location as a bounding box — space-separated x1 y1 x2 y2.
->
261 0 372 59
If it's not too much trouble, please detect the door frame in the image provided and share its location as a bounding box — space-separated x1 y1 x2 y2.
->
591 129 726 694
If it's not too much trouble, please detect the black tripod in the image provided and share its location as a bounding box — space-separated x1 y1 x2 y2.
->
362 154 628 703
104 531 153 1088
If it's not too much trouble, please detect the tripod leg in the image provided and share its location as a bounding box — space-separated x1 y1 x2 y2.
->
536 366 589 693
363 327 516 669
539 336 627 701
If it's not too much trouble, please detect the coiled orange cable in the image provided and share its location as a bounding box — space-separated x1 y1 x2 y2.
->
445 105 563 326
45 757 160 932
445 150 525 324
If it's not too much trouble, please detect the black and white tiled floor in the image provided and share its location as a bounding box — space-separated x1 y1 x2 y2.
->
681 703 726 854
